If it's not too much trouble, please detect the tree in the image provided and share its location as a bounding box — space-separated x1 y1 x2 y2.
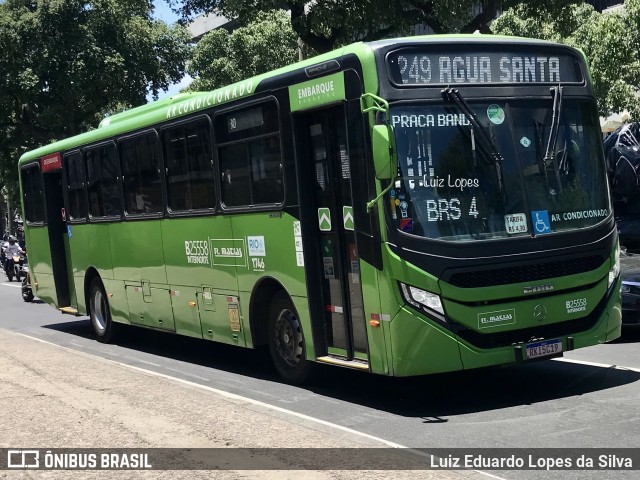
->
171 0 515 54
188 10 299 91
492 1 640 118
0 0 192 199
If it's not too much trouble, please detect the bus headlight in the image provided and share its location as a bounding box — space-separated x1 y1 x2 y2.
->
608 245 620 290
399 283 444 316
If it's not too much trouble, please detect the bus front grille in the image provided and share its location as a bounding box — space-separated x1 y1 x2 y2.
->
447 255 604 288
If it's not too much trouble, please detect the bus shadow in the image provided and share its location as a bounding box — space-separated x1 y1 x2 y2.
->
613 327 640 344
42 318 640 419
309 360 640 419
42 318 276 378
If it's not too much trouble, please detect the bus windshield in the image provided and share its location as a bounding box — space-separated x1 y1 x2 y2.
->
389 99 610 242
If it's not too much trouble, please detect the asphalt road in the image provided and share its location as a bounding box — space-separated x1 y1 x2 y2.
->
1 279 639 480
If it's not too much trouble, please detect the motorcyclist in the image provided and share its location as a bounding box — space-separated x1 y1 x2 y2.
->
3 236 24 274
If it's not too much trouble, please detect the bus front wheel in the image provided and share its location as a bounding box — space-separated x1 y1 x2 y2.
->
267 292 312 384
89 278 116 343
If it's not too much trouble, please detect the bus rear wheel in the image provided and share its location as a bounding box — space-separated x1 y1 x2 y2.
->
268 292 312 384
89 278 116 343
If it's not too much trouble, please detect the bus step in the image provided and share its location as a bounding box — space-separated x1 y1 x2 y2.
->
58 306 79 316
316 355 369 371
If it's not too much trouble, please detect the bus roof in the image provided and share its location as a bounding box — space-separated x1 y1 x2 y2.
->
18 34 580 166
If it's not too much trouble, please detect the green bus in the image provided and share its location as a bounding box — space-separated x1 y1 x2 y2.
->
18 35 621 383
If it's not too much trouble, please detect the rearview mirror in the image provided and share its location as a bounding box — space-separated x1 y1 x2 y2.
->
372 125 396 180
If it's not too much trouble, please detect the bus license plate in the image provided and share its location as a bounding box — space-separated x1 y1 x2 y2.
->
525 339 562 359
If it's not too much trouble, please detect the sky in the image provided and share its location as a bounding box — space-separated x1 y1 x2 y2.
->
153 0 180 25
150 0 193 101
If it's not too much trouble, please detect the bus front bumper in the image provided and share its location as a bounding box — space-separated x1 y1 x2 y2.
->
384 278 622 377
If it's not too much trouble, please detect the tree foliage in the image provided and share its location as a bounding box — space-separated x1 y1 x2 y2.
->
172 0 512 54
492 1 640 118
188 10 299 91
0 0 191 198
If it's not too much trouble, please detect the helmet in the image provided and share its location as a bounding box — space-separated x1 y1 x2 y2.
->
8 236 16 244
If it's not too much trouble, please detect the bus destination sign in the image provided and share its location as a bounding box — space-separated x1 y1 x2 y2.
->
387 49 582 86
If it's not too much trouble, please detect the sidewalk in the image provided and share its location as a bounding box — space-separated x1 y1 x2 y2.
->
0 329 476 480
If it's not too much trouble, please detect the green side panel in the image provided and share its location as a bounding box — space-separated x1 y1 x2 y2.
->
67 225 87 313
109 221 166 284
124 284 174 331
74 279 86 315
172 287 203 338
25 227 55 305
33 273 57 307
288 72 346 112
161 216 237 293
125 285 146 326
388 307 463 376
359 260 389 375
231 212 307 297
62 234 77 308
67 223 113 279
199 292 247 347
147 287 175 331
231 213 310 351
101 278 130 325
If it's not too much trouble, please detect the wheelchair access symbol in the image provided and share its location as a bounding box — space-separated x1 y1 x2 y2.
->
531 210 551 234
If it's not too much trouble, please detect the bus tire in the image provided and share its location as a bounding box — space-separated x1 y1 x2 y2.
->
89 278 116 343
268 292 312 384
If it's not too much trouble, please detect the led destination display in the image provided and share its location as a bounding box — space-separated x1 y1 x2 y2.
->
387 49 583 85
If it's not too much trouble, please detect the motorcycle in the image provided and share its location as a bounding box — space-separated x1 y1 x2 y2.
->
21 261 34 302
5 253 25 282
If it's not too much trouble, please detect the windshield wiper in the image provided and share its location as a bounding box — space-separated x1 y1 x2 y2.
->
543 85 564 193
441 87 505 192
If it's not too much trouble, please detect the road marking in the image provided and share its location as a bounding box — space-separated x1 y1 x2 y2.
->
135 359 161 367
164 366 210 382
553 357 640 373
1 282 22 288
13 332 506 479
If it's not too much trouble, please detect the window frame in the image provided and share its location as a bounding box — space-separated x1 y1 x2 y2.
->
83 140 123 222
160 114 217 217
62 150 88 224
20 161 46 226
117 129 165 220
213 97 285 212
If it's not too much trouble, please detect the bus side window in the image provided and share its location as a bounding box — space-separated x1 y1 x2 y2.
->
219 143 251 207
120 132 162 215
21 164 45 224
215 101 283 208
63 152 87 221
162 118 215 212
85 143 121 218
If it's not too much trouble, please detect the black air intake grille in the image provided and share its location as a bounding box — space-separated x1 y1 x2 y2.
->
447 255 605 288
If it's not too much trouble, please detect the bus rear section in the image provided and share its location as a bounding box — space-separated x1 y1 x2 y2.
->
20 154 76 312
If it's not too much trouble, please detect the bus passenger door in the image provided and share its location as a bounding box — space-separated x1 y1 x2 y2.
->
43 169 75 309
295 106 368 363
